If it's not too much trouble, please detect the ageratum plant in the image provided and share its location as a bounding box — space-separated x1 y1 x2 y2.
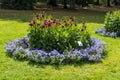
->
28 13 91 53
95 10 120 38
6 37 106 64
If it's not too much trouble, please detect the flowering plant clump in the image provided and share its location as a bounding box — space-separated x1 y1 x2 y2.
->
5 13 107 64
28 13 91 53
95 10 120 38
6 37 106 64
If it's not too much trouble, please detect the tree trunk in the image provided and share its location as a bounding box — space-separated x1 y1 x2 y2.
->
107 0 111 7
95 0 100 5
47 0 57 6
70 0 75 9
63 0 67 9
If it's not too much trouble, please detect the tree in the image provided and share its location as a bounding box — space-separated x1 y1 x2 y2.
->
63 0 67 9
77 0 89 7
107 0 111 6
1 0 35 10
95 0 100 5
47 0 57 6
70 0 75 9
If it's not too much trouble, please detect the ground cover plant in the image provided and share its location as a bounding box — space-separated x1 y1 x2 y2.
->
5 13 106 64
95 10 120 38
0 9 120 80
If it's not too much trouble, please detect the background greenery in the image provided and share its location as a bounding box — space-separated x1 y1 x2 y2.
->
0 9 120 80
1 0 35 10
1 0 120 10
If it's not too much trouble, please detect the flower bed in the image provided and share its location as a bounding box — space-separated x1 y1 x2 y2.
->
95 27 119 37
95 11 120 38
6 37 106 64
5 13 106 64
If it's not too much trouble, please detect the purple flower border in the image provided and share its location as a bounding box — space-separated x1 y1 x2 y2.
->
5 36 106 64
95 27 120 38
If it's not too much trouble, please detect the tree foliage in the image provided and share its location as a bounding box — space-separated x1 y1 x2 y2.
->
1 0 35 10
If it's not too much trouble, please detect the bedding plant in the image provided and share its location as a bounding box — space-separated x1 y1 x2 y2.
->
95 10 120 38
5 12 106 64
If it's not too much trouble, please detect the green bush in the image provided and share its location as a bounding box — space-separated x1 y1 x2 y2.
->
104 10 120 33
1 0 35 10
28 13 91 53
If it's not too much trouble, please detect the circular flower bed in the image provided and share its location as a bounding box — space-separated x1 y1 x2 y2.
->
95 11 120 38
5 13 106 64
6 37 106 64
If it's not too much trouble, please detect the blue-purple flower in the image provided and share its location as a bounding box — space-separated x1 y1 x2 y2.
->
95 27 119 38
5 37 106 64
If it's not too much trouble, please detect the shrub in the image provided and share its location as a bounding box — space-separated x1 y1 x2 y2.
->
28 13 91 53
95 10 120 38
104 10 120 36
1 0 35 10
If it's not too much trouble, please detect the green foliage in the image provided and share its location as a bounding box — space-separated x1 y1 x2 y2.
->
104 10 120 33
13 48 27 60
1 0 35 10
80 31 91 48
28 13 91 53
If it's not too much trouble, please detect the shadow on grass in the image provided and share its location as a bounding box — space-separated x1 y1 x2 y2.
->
0 8 106 23
27 59 103 70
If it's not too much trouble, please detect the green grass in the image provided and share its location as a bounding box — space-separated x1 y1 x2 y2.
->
0 9 120 80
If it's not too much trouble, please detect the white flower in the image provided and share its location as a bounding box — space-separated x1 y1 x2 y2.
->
78 41 83 47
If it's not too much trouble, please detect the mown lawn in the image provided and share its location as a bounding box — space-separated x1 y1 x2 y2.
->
0 9 120 80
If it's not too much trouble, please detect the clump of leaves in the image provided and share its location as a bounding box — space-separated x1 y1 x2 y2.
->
104 10 120 37
28 12 91 53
